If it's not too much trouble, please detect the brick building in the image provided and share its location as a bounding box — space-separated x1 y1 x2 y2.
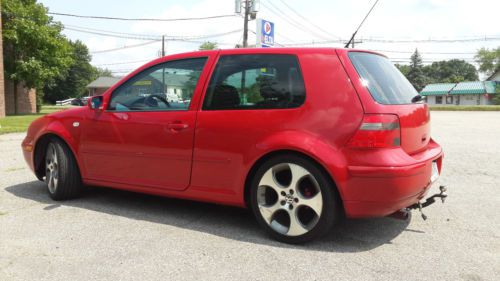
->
0 5 37 116
4 82 37 114
0 5 5 118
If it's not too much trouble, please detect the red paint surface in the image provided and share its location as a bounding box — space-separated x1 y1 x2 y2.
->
23 48 443 217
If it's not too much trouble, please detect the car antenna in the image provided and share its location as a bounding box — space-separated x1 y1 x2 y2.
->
344 0 381 48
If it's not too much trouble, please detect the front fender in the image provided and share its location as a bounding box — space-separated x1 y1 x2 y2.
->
32 115 85 178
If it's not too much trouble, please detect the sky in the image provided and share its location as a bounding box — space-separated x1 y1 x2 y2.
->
38 0 500 77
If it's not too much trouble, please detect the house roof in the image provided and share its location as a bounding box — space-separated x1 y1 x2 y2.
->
449 81 498 95
149 72 190 87
484 81 497 94
421 81 497 96
420 83 456 95
450 81 485 94
86 76 121 88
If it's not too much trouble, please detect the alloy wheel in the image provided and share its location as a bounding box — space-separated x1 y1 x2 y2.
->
256 163 323 236
45 143 59 194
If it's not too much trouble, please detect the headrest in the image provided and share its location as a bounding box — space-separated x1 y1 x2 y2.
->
211 84 240 109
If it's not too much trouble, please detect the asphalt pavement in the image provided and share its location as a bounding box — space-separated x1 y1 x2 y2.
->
1 111 499 281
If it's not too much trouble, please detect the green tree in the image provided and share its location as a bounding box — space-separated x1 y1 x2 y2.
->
475 47 500 76
44 40 96 103
2 0 73 113
198 41 218 50
492 84 500 105
406 49 427 92
395 64 410 77
424 59 478 83
95 67 113 77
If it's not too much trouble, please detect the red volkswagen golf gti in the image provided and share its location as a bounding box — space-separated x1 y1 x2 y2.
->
22 48 445 243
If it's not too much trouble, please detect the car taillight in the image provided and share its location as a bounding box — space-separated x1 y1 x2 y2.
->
347 114 401 148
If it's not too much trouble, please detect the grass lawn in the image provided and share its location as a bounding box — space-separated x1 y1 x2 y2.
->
429 105 500 111
0 105 72 135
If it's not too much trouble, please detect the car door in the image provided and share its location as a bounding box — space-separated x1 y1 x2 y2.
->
80 56 210 191
191 53 307 194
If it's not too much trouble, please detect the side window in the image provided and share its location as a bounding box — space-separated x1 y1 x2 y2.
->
109 57 207 111
203 54 305 110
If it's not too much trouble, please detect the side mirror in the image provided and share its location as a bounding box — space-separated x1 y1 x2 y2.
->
89 96 104 110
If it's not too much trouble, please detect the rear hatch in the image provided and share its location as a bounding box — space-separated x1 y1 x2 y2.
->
346 51 430 155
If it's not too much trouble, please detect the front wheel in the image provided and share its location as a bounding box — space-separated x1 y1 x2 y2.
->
45 138 84 200
250 155 340 244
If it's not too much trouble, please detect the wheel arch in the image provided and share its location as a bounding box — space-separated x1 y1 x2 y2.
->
243 149 345 215
33 132 81 180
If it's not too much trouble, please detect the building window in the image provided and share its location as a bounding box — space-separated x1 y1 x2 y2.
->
435 96 443 104
446 96 453 104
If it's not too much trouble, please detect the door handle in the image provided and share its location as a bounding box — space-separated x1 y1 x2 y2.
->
167 122 189 131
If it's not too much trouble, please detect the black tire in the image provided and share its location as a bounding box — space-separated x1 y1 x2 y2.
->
249 154 340 244
44 138 84 200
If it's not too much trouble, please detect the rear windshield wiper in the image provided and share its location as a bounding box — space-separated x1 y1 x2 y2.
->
411 94 423 103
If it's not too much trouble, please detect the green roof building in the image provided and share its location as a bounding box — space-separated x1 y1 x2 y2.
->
420 81 498 106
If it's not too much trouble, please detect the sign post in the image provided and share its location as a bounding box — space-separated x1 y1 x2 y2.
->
256 19 274 48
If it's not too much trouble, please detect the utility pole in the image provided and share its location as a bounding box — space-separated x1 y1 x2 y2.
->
242 0 250 47
161 35 165 56
236 0 258 48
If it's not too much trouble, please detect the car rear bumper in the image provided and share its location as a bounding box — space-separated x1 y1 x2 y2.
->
341 139 443 218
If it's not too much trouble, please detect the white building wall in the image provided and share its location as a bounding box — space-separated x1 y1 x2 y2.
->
425 95 446 105
479 95 492 105
459 95 478 105
426 94 495 106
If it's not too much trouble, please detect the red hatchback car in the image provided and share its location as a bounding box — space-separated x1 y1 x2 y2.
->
22 48 444 243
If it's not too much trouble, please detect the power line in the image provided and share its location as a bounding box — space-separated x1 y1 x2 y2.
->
48 11 237 22
66 25 243 41
66 27 160 41
281 35 500 46
373 49 478 55
260 1 334 41
94 59 152 66
108 69 135 73
389 57 476 61
91 41 160 54
276 0 341 39
65 24 161 39
361 36 500 43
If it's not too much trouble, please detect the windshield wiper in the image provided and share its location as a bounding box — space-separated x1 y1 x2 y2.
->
411 94 424 103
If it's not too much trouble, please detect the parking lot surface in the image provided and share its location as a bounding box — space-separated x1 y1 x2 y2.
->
1 111 499 281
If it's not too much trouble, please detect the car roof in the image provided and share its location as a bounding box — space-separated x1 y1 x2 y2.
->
120 47 384 90
146 47 384 66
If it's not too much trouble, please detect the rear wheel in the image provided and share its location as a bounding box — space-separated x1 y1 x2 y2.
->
250 155 340 243
44 138 83 200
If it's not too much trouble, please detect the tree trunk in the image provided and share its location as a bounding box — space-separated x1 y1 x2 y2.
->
13 80 18 115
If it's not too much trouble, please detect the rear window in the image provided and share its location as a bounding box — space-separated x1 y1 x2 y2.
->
348 52 418 105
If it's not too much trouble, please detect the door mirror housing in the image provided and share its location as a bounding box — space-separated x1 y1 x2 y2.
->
89 96 104 110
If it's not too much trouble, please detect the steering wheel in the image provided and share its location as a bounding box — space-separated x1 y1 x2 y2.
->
144 94 171 108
